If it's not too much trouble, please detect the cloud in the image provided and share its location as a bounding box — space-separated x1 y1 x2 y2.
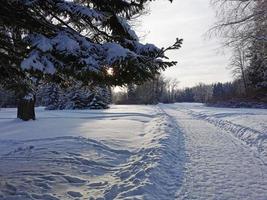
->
137 0 233 88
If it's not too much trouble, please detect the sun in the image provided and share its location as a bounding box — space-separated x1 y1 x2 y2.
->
107 68 114 76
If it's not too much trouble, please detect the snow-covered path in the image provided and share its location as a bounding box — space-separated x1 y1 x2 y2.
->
160 104 267 200
0 104 267 199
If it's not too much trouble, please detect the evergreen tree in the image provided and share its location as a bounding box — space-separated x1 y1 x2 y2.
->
98 85 112 105
88 95 108 110
65 91 87 109
183 88 195 102
42 83 61 110
212 83 224 101
88 85 110 109
0 0 182 120
127 84 138 104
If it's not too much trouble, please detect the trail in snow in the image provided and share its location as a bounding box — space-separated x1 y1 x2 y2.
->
160 104 267 200
0 104 266 199
184 103 267 162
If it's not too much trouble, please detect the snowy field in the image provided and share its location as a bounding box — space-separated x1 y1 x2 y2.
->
0 104 267 199
181 103 267 160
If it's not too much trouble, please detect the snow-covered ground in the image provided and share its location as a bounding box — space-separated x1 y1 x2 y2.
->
0 105 183 199
0 104 267 199
161 104 267 199
177 103 267 160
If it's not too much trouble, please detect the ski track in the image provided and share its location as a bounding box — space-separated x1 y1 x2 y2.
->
160 104 267 200
186 109 267 163
0 104 267 199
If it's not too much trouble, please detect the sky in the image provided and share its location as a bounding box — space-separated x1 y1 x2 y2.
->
137 0 233 88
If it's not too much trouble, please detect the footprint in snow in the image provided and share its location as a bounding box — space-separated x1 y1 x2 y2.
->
88 181 108 188
50 150 60 155
67 191 83 198
5 182 17 194
31 193 59 200
39 175 56 182
51 172 65 176
33 181 52 190
63 175 87 184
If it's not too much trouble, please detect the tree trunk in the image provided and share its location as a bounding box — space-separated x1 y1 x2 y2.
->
239 48 248 96
17 97 36 121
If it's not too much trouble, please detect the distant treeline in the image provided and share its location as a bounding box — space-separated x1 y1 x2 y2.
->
112 74 267 108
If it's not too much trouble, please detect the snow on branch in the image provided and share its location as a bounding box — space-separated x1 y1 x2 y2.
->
21 50 56 74
52 32 80 54
16 0 106 21
21 32 140 74
22 30 182 77
55 1 106 21
28 34 53 52
117 16 138 41
103 42 136 64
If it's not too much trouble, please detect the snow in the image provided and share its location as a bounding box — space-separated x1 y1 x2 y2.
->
30 34 53 53
124 39 161 56
52 32 80 54
161 104 267 200
0 106 164 199
103 42 134 64
0 104 267 199
22 33 142 74
133 42 161 56
23 93 34 101
0 106 154 150
178 103 267 161
80 57 99 71
20 0 105 21
21 51 56 75
56 1 105 21
117 16 138 41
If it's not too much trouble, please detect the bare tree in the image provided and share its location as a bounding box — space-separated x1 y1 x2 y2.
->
210 0 267 47
153 77 179 103
230 47 249 94
192 83 213 103
211 0 267 93
168 78 180 102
